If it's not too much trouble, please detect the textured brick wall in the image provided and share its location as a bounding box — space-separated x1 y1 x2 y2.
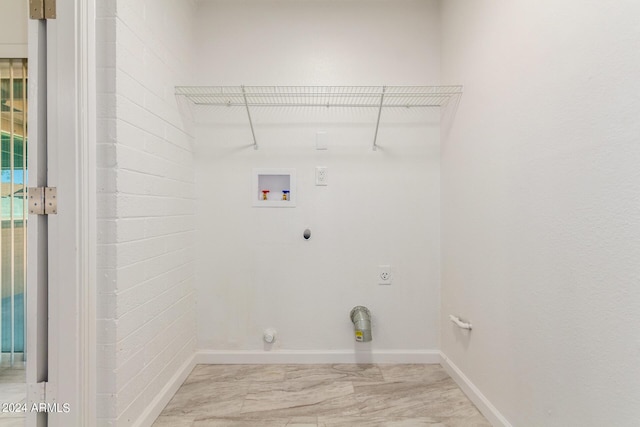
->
96 1 197 425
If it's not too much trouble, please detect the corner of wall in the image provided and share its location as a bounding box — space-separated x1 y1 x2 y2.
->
439 352 512 427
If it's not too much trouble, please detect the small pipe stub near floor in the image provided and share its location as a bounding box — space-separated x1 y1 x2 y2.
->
350 306 372 342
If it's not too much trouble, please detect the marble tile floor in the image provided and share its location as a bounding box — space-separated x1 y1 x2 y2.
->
0 364 26 426
154 364 490 427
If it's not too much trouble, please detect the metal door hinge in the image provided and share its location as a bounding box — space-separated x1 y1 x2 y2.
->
27 382 47 405
30 0 56 20
27 381 56 406
28 187 57 215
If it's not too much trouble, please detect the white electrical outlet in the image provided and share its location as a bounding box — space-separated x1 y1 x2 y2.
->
378 265 392 285
316 166 328 186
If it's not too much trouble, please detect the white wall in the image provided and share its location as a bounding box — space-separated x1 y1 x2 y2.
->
96 0 198 425
441 1 640 426
193 0 443 361
0 0 27 58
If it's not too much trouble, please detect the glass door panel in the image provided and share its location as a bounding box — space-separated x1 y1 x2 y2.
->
0 59 28 416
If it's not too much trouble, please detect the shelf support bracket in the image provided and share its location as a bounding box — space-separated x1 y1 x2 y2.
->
241 85 258 150
372 86 386 151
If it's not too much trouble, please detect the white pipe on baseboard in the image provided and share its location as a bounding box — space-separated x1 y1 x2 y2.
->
449 314 472 330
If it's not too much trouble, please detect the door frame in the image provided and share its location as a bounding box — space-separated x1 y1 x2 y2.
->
27 0 97 425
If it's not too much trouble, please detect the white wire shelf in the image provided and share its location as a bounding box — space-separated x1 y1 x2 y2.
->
175 85 463 149
176 85 462 108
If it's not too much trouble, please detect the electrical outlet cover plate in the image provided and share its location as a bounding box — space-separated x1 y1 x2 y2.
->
316 166 328 186
378 265 392 285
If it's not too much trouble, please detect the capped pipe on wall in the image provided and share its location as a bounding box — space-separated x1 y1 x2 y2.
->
449 314 472 330
263 328 277 343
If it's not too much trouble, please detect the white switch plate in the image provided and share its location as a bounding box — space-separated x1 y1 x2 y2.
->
316 131 328 150
378 265 392 285
316 166 328 186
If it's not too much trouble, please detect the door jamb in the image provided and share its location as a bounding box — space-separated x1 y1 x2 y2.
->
27 1 97 425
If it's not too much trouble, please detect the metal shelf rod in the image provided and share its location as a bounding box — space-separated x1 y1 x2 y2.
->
187 93 459 98
372 86 386 151
191 102 443 108
241 85 258 150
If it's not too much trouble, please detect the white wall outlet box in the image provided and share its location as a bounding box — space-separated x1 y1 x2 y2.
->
316 166 328 186
316 131 328 150
252 168 297 207
378 265 392 285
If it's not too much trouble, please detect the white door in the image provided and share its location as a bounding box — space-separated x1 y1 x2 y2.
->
26 16 48 426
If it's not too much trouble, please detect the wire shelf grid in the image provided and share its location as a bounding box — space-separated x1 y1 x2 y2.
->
175 85 462 150
175 85 462 108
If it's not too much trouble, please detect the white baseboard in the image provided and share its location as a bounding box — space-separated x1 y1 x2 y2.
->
440 352 512 427
195 349 441 365
135 353 197 427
